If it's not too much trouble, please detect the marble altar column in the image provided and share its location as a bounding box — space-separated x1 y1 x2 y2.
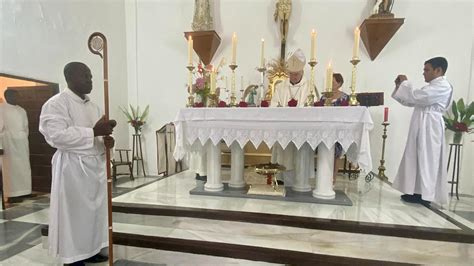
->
204 141 224 192
293 143 312 192
229 142 245 188
313 143 336 199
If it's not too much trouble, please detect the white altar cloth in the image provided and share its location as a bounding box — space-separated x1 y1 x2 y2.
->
174 107 374 171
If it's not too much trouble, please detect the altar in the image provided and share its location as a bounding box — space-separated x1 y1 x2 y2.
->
174 106 373 200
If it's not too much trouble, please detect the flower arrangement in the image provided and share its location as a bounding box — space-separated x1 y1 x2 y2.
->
190 58 226 107
120 105 150 134
443 99 474 143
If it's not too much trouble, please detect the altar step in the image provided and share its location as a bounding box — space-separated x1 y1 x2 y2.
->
112 202 474 244
41 209 474 265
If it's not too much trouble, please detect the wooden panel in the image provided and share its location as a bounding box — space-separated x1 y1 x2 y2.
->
8 85 58 193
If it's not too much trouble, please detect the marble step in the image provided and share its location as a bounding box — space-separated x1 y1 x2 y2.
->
112 201 474 244
40 214 474 265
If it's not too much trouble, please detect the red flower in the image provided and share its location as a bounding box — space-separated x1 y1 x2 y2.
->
340 99 349 106
288 98 298 107
218 101 228 107
453 122 468 132
193 102 205 108
239 101 248 108
260 100 269 107
314 100 324 107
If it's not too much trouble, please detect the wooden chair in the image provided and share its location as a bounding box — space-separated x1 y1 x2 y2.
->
112 149 134 182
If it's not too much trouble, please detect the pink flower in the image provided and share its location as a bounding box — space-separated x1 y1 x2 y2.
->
340 99 349 106
195 77 206 90
239 101 248 108
218 101 228 107
193 102 205 108
260 100 269 107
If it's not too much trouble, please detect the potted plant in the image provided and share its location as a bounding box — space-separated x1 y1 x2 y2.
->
443 99 474 144
120 105 150 135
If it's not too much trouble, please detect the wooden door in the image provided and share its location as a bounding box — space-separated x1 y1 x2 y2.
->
8 85 58 193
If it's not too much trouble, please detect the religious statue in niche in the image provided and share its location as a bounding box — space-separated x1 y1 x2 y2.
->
192 0 214 31
371 0 395 18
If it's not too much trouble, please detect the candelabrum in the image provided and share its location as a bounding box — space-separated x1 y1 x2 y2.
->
229 64 238 107
186 65 195 107
257 66 266 106
305 60 318 107
378 122 389 180
349 58 361 106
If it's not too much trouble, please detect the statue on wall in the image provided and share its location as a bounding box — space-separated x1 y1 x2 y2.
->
274 0 292 42
372 0 394 17
192 0 213 31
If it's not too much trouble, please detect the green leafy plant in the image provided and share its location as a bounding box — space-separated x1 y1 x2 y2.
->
443 99 474 133
120 104 150 134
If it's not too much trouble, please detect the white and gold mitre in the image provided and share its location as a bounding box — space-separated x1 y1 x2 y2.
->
286 49 306 72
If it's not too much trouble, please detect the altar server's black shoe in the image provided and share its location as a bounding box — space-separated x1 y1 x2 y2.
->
195 174 207 181
83 253 109 263
401 194 419 203
277 180 284 185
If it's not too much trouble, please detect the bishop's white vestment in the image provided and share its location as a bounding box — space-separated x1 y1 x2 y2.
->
392 76 453 204
39 89 108 263
270 78 313 175
0 103 32 197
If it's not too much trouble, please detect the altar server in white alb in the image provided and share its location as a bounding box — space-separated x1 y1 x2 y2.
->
392 57 453 205
39 62 116 265
0 89 32 199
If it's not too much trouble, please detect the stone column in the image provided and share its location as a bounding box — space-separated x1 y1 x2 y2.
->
204 141 224 192
313 143 336 199
293 143 312 192
229 142 245 188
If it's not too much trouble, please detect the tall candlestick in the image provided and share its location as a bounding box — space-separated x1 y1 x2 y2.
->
326 61 333 92
310 29 317 61
384 107 389 122
210 68 216 94
187 35 193 66
260 38 265 68
352 27 360 59
231 32 237 64
240 76 244 92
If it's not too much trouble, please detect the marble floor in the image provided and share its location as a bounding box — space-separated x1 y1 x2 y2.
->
1 171 473 265
112 169 469 230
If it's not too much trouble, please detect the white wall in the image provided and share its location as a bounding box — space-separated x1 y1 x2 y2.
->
2 0 472 195
126 0 474 195
0 0 129 149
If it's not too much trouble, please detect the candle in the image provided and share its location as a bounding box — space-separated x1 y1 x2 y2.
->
187 35 193 66
260 38 265 68
231 32 237 64
310 29 317 61
384 107 389 122
326 61 333 92
210 68 216 94
352 27 360 59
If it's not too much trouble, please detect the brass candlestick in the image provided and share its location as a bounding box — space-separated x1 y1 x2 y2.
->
349 58 360 106
207 93 218 107
378 121 389 180
229 64 238 107
257 66 266 106
305 59 318 107
186 65 195 107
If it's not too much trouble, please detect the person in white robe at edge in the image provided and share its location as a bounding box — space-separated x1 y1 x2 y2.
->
270 49 317 186
392 57 453 205
0 89 32 201
39 62 116 265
